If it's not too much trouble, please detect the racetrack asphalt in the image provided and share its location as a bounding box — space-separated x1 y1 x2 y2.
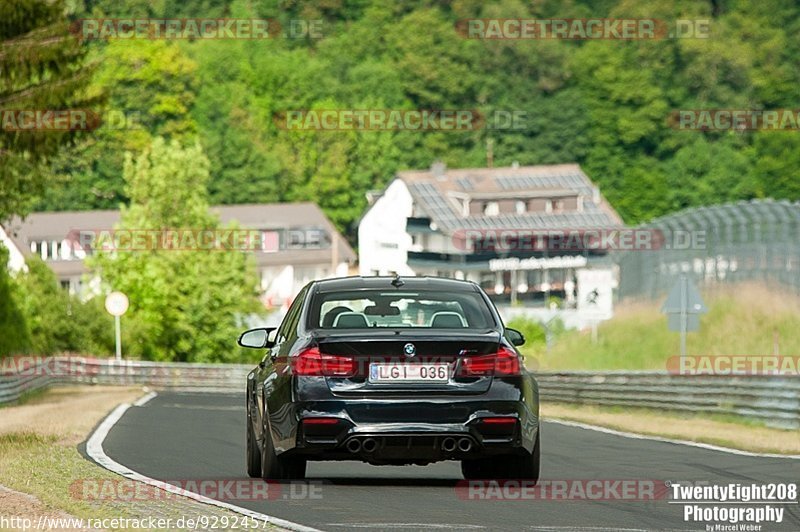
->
95 392 800 531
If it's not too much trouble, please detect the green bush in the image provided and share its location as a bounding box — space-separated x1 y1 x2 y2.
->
0 245 30 356
506 317 547 352
10 255 115 356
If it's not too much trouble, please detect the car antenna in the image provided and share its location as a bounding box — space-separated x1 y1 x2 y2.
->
391 274 405 288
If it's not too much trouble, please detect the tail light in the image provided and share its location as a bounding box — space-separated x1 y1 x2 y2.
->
292 347 356 377
458 346 521 376
301 417 342 425
479 417 517 425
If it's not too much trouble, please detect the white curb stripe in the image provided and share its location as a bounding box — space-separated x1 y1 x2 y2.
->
86 397 323 532
132 391 157 407
544 419 800 459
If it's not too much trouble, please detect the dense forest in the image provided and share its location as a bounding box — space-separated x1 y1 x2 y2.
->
33 0 800 232
3 0 800 360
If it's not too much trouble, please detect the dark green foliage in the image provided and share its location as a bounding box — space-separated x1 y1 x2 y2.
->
0 246 30 356
0 0 99 220
37 0 800 229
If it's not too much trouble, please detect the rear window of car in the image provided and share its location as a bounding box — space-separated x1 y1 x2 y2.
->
308 289 496 329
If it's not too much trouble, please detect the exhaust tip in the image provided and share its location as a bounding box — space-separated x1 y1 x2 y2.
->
362 438 378 453
346 438 362 453
441 437 457 452
458 437 473 452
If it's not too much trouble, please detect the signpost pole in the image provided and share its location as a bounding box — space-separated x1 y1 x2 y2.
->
680 275 687 358
115 315 122 362
662 276 706 359
105 291 129 362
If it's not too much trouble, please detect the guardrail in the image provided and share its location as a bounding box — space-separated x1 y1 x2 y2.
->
536 372 800 430
2 357 798 430
0 356 250 404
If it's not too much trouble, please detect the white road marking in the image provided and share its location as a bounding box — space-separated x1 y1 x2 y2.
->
327 525 485 529
132 391 157 407
86 394 322 532
159 403 242 411
545 419 800 459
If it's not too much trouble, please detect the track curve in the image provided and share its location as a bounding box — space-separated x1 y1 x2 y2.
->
94 392 800 531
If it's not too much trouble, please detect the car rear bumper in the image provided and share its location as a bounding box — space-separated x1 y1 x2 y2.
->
277 399 539 464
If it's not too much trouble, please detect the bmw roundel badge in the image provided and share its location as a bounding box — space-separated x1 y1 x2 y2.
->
403 343 416 357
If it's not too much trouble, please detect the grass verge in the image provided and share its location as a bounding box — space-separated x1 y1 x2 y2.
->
521 282 800 371
542 401 800 455
0 385 284 531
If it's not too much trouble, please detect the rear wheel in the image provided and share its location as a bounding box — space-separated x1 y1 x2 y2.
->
260 412 307 480
246 411 261 478
460 457 495 480
279 456 307 480
505 430 540 481
462 430 540 481
260 417 281 479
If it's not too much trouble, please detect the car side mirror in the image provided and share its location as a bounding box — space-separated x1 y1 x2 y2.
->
238 327 276 349
505 328 525 346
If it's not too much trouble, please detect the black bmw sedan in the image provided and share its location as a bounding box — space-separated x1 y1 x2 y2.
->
239 276 540 481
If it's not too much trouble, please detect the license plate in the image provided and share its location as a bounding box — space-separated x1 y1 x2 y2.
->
369 363 450 383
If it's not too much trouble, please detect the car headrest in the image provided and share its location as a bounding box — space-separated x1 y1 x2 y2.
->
332 312 370 328
430 311 467 328
322 306 353 327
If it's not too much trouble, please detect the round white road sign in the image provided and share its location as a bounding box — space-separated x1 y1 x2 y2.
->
105 291 129 317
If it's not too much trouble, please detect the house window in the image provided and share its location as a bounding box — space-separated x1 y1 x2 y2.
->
515 200 526 214
546 199 564 214
483 201 499 216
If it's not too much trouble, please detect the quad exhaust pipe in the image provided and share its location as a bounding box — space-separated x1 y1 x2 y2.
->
348 436 472 454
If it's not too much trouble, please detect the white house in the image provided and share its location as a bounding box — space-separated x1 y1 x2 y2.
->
358 162 623 320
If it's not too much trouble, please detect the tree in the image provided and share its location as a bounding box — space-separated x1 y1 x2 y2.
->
0 0 97 220
0 245 30 356
11 256 115 355
37 40 198 211
90 137 262 362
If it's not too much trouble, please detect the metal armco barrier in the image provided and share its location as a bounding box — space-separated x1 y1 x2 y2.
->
536 372 800 430
0 356 250 404
1 357 798 430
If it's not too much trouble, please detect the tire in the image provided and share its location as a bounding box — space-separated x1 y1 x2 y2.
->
260 416 281 480
461 430 540 482
460 457 495 480
246 412 262 478
278 456 307 480
506 430 540 481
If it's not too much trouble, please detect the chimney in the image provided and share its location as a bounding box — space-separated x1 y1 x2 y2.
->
431 160 446 180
